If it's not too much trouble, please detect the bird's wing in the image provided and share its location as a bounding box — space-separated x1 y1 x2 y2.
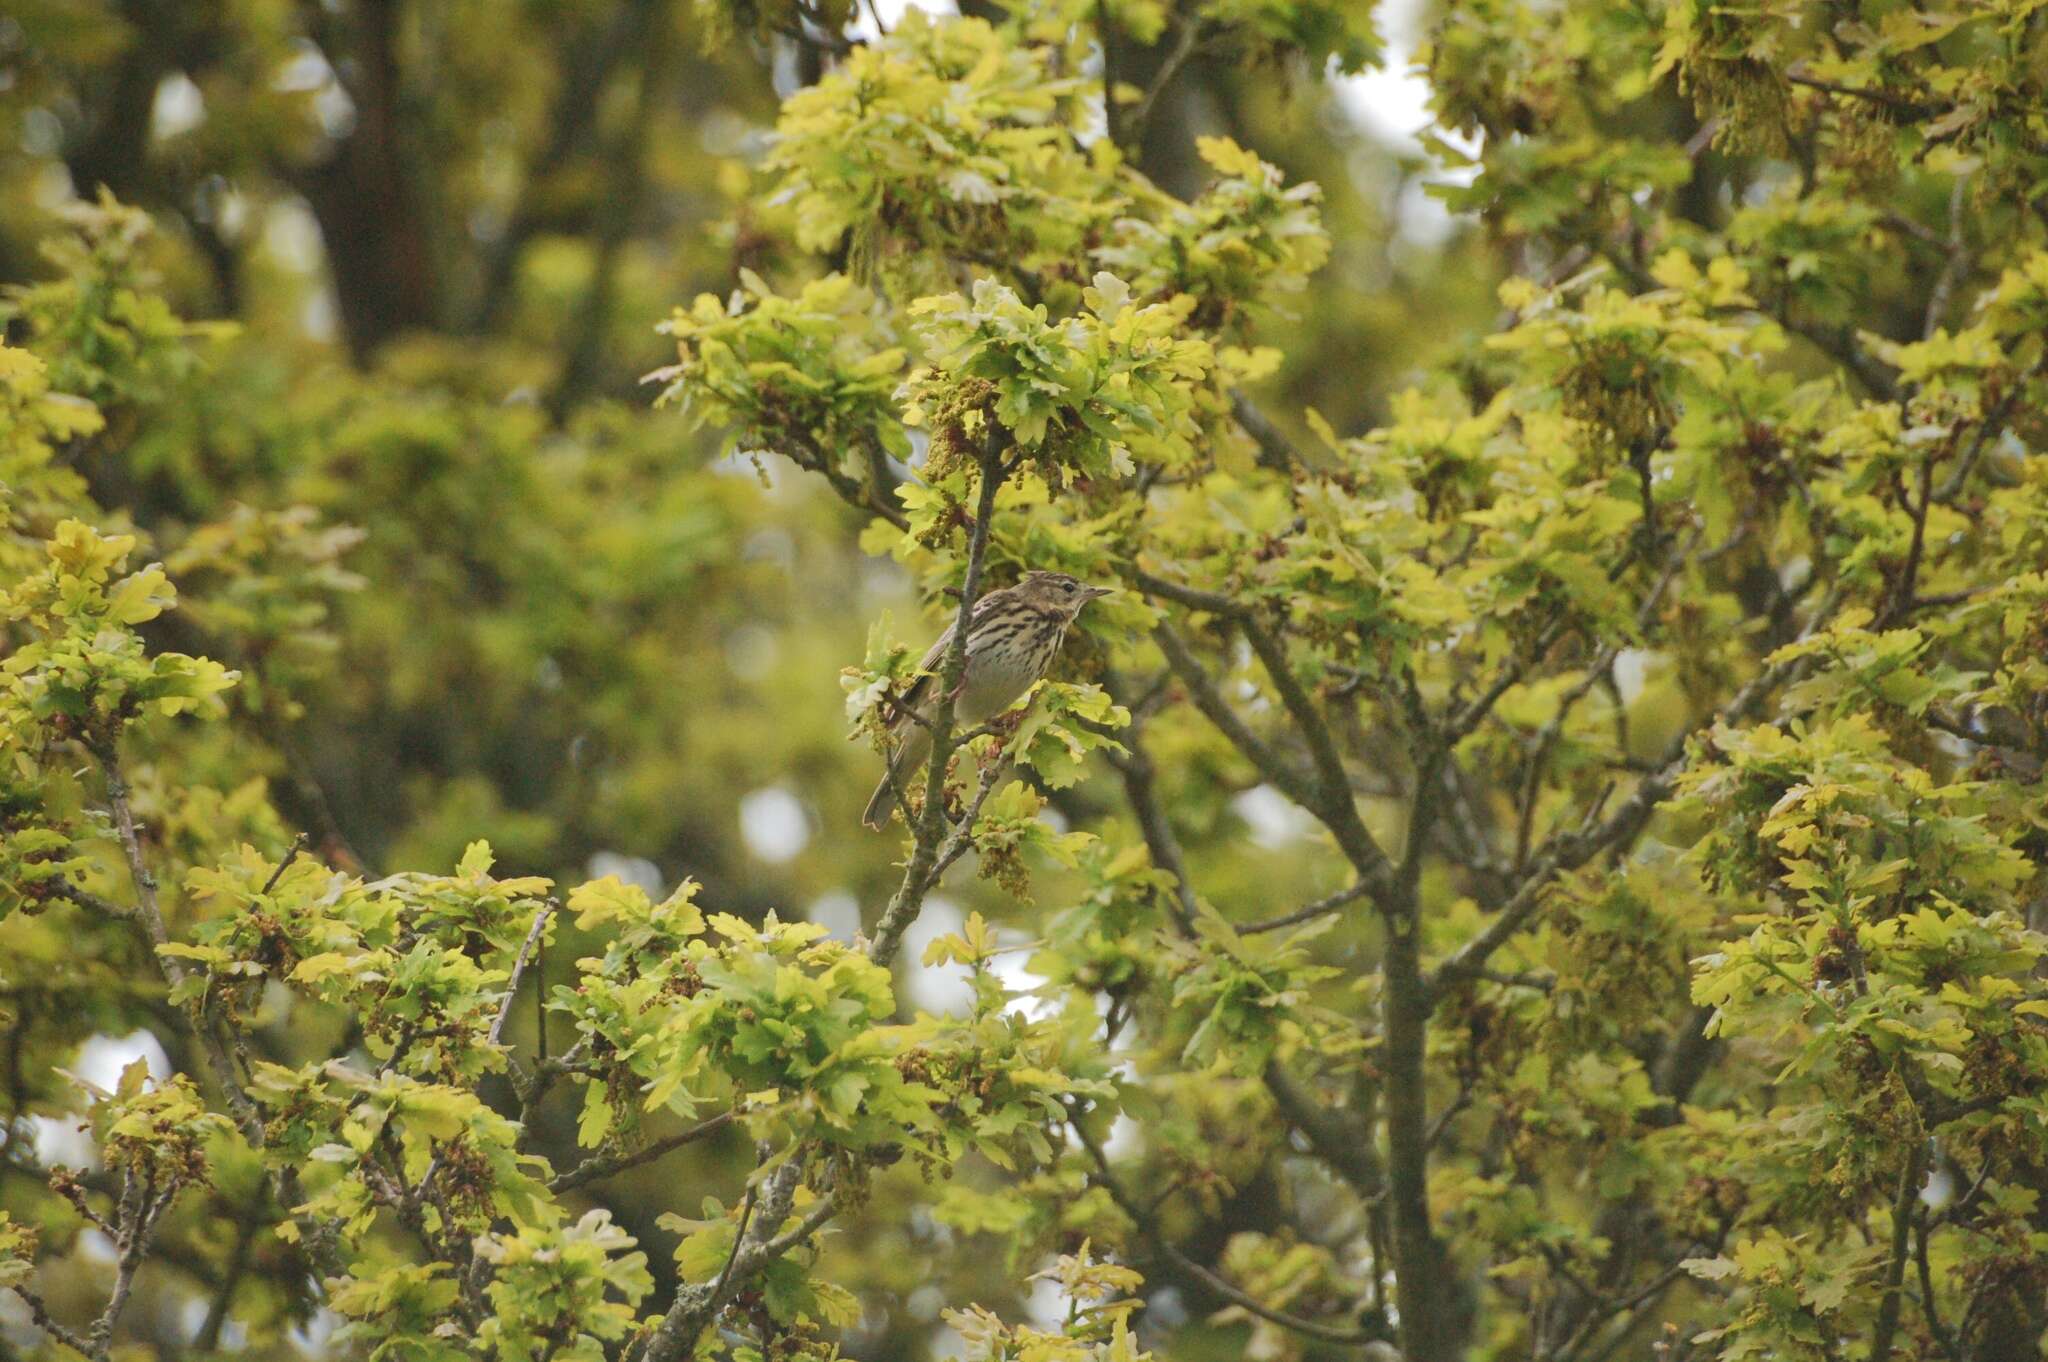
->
887 621 953 730
888 594 1001 733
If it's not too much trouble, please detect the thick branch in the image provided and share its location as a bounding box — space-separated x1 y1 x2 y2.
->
639 1162 836 1362
1229 390 1306 472
1138 578 1437 1358
1263 1063 1387 1202
1869 1143 1929 1362
82 741 343 1274
1110 715 1388 1208
869 431 1009 966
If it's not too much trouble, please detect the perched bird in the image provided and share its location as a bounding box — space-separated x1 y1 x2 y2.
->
862 570 1113 829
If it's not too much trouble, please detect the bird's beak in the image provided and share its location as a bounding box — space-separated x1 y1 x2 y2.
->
1086 585 1117 601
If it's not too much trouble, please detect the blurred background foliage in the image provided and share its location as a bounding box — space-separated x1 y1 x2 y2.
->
0 0 1481 893
0 1 1493 1353
10 0 2045 1359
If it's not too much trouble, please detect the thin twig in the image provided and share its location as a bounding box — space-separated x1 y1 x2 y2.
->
1152 620 1320 810
8 1286 94 1358
1785 69 1930 114
1432 587 1846 992
89 746 260 1138
709 1179 760 1307
491 901 557 1048
1547 1258 1696 1362
83 738 345 1275
549 1111 736 1193
1096 0 1121 148
1920 175 1970 340
638 1164 836 1362
1933 355 2044 504
1238 881 1373 935
930 753 1019 881
260 832 311 894
1069 1110 1382 1347
48 882 137 923
1884 456 1937 627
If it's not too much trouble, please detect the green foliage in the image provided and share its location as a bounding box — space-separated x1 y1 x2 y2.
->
1095 135 1330 335
0 192 232 411
475 1211 655 1362
942 1245 1153 1361
72 1060 235 1198
3 520 237 733
651 270 910 466
1009 681 1130 789
0 1211 36 1289
766 11 1095 268
901 275 1214 480
6 1 2048 1360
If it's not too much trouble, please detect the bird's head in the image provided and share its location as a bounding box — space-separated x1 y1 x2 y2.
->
1016 570 1115 617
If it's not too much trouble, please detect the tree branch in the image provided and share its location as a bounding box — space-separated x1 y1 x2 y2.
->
491 901 556 1048
1932 355 2044 504
1229 390 1307 472
549 1112 737 1194
1868 1142 1928 1362
1920 175 1971 341
1784 69 1932 115
1139 575 1437 1358
1431 587 1845 993
82 739 344 1275
468 0 657 332
1108 710 1388 1209
1123 16 1210 150
7 1286 93 1358
1069 1109 1386 1348
869 429 1010 966
638 1162 836 1362
1238 880 1374 935
1151 619 1326 812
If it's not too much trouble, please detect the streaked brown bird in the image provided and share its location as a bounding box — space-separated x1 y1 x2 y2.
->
862 570 1113 830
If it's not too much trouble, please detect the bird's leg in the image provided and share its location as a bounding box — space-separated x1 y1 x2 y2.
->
880 690 929 729
977 699 1033 763
940 753 969 821
986 706 1029 738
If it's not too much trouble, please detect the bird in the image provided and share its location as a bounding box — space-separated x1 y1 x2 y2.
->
862 570 1114 829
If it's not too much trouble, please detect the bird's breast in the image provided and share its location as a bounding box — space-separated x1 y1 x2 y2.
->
959 618 1065 721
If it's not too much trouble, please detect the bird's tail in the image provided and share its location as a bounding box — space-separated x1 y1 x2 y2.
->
861 769 899 831
862 729 928 830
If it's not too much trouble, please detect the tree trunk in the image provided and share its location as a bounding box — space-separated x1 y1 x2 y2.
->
298 0 439 362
